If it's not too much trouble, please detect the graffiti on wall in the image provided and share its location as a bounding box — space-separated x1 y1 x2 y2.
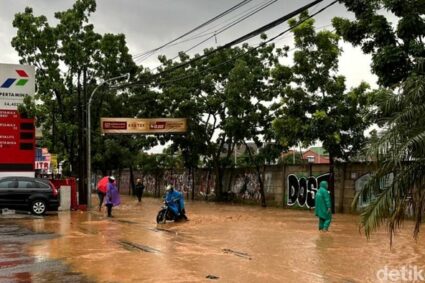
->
354 173 371 210
137 170 215 197
198 171 216 199
287 173 330 208
115 169 270 201
354 173 395 211
232 172 261 200
164 171 191 194
142 175 156 194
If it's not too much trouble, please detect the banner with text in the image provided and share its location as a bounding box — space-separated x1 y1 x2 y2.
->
0 110 35 171
100 118 188 134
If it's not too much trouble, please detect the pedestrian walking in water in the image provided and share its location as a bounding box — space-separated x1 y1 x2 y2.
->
135 178 145 202
315 180 332 232
97 186 106 212
105 176 120 217
96 176 109 212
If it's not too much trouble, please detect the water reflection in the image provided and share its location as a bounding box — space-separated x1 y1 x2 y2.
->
12 195 425 282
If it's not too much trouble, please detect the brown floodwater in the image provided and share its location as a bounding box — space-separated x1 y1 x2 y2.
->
16 195 425 282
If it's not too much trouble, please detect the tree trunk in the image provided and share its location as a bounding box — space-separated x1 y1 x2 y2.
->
257 166 266 207
206 168 211 200
227 166 235 194
52 103 56 154
338 163 347 213
282 164 287 207
214 159 223 199
83 68 88 196
117 168 122 192
155 173 159 198
129 165 135 196
329 154 336 214
191 167 196 200
185 168 189 200
244 142 266 207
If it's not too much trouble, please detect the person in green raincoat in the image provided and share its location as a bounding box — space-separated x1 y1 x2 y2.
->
315 180 332 231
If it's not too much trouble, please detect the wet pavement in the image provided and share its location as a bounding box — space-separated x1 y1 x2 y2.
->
0 218 93 283
0 195 424 282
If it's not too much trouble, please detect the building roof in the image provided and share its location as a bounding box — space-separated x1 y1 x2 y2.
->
309 147 328 156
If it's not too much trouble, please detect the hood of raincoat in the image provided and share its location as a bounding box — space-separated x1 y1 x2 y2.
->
319 180 328 190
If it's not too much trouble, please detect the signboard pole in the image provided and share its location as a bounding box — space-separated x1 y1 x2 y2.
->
86 74 129 210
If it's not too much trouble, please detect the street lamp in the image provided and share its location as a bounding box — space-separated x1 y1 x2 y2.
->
86 74 129 210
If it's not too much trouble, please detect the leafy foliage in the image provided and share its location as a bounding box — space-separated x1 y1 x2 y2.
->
11 0 147 178
155 40 283 204
272 12 371 163
354 60 425 243
334 0 425 87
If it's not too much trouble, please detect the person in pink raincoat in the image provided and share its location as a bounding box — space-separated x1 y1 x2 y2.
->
105 176 120 217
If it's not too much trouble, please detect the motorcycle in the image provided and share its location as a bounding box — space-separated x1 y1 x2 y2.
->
156 200 188 224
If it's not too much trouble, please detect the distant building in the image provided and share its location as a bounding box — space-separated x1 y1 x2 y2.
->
302 147 329 164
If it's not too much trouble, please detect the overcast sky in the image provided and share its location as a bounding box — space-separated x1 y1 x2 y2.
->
0 0 378 89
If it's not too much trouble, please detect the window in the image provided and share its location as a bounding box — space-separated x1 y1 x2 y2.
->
18 181 37 189
36 181 50 189
0 180 18 189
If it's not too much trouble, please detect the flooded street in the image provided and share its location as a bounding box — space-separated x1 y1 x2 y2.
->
1 195 425 282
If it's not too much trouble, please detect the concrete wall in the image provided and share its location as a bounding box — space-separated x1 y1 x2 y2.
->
115 162 375 213
59 185 71 211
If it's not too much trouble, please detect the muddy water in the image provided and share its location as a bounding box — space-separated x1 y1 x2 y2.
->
16 195 425 282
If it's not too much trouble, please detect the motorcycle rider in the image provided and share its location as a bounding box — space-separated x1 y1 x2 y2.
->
164 184 188 220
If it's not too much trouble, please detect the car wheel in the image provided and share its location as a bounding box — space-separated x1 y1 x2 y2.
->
31 200 46 215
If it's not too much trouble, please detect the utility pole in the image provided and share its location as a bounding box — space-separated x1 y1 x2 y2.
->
86 74 129 210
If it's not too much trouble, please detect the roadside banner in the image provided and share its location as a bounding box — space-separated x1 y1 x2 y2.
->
100 118 187 134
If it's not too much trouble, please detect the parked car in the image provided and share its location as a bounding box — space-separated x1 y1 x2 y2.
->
0 176 59 215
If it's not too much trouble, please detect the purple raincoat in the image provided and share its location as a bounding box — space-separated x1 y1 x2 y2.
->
105 182 121 206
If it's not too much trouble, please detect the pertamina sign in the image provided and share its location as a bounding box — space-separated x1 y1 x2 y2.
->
0 63 35 109
0 64 35 172
100 118 187 134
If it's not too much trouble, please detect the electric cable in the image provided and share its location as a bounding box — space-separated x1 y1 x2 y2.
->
157 0 338 85
159 0 278 54
167 0 278 63
133 0 254 62
120 0 335 88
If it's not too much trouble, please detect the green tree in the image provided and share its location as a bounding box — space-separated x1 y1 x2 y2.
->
334 0 425 240
156 40 280 206
12 0 139 203
272 12 372 212
333 0 425 87
354 61 425 243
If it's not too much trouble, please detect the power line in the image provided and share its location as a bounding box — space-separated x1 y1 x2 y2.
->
123 0 333 88
158 0 278 54
133 0 254 62
167 0 278 63
156 1 338 85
